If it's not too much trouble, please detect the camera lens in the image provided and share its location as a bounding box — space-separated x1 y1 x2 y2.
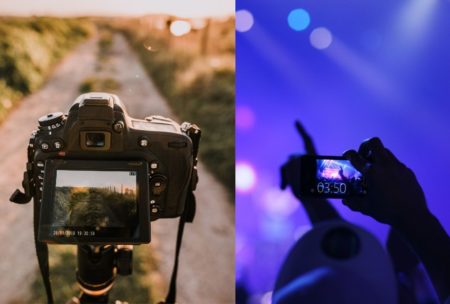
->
85 132 106 148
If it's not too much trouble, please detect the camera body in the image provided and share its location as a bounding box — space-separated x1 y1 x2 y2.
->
25 92 198 244
299 155 367 199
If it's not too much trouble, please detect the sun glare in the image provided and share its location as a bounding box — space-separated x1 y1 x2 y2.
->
170 20 192 37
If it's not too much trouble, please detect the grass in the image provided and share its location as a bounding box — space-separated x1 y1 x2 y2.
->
30 245 161 303
97 27 114 69
0 17 93 123
117 17 235 195
79 29 120 94
79 77 120 93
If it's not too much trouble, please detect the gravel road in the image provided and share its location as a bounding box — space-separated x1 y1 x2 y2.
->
0 34 234 304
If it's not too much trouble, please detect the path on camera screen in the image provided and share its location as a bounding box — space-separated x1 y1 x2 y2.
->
0 34 234 303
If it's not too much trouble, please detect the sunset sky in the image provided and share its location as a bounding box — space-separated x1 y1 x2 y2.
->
0 0 234 18
56 170 136 190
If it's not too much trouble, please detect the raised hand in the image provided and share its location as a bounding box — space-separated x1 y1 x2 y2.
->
280 120 340 223
343 137 450 302
342 137 429 226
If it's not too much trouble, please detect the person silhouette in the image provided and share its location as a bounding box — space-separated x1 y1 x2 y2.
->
277 121 449 304
344 137 450 303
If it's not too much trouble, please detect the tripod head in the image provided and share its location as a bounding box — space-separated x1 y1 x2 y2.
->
73 245 132 303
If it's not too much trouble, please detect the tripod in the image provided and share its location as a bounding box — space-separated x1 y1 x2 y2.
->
68 245 133 304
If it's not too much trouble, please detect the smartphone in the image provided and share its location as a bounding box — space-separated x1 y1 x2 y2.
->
299 155 367 198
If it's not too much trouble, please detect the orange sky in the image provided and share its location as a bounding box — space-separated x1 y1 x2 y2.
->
0 0 234 18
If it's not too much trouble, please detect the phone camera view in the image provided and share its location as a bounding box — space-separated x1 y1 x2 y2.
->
300 156 367 198
52 170 137 232
315 159 366 197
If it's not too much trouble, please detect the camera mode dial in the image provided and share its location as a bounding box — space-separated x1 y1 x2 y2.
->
38 112 65 131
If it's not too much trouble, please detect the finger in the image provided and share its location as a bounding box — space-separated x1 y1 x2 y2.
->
295 120 317 155
280 156 302 190
384 148 403 165
343 149 367 173
358 137 390 163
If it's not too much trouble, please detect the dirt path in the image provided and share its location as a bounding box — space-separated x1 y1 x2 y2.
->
0 34 234 303
0 36 99 303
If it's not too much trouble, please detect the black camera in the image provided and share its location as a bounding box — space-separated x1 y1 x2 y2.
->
299 155 367 198
12 92 200 244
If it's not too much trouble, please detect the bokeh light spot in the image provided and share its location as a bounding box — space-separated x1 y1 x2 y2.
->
236 9 254 32
236 105 256 130
310 27 333 50
170 20 191 36
260 188 299 217
287 9 311 31
236 162 257 193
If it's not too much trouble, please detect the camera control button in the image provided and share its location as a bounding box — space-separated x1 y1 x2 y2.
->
38 112 64 127
53 140 64 150
41 143 49 151
151 206 160 214
113 120 125 133
139 137 149 147
149 174 167 196
150 162 158 170
37 162 44 168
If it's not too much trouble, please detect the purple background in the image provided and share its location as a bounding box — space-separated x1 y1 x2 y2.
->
236 0 450 301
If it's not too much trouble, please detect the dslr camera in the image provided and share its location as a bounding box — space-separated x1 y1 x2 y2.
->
11 92 200 244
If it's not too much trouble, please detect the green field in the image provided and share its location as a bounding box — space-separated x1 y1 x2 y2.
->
117 17 235 195
2 15 234 303
0 17 93 122
53 187 136 227
0 16 234 195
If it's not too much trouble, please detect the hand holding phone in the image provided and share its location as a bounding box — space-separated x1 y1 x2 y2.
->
342 137 428 226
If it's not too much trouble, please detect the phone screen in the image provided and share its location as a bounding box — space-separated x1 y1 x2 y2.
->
300 156 367 198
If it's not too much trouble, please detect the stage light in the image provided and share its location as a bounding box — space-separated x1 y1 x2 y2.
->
361 30 383 52
236 105 256 130
396 0 437 42
236 162 257 193
260 188 298 217
310 27 333 50
236 9 254 32
324 38 402 104
287 8 310 31
170 20 191 37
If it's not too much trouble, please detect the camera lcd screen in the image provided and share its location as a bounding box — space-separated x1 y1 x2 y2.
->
300 156 367 198
53 170 136 227
39 160 150 244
